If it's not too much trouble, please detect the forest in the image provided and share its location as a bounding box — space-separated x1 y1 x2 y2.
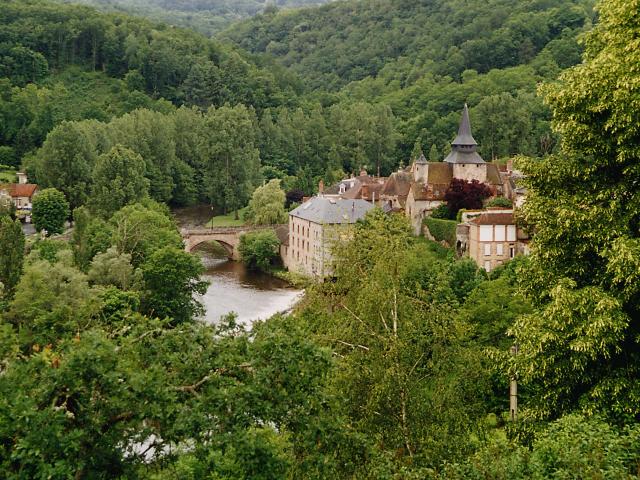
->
56 0 333 35
2 0 640 477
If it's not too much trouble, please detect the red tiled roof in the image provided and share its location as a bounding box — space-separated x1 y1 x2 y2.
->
469 212 514 225
0 184 38 198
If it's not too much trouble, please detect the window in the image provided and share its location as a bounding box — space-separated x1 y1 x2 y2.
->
496 244 504 256
495 225 506 241
484 243 491 256
480 225 493 241
507 225 516 241
484 261 491 272
509 246 515 258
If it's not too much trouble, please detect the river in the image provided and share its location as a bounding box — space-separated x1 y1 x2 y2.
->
173 206 303 327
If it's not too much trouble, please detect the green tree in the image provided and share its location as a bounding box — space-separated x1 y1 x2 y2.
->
246 180 288 225
0 216 24 299
110 202 182 266
88 247 137 291
302 210 489 471
90 145 150 218
141 246 208 324
35 121 96 209
239 230 281 271
32 188 70 235
202 105 261 218
513 0 640 421
7 256 96 344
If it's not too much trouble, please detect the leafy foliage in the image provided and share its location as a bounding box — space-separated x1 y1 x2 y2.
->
246 179 288 225
514 0 640 421
239 230 281 271
0 215 24 299
444 178 492 217
31 188 70 235
424 217 458 246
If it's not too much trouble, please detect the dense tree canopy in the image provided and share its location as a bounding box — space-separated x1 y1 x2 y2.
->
514 0 640 422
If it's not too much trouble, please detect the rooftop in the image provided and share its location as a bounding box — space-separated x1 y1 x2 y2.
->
0 183 38 198
289 196 375 224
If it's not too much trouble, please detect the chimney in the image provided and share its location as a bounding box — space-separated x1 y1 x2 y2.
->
16 172 28 185
318 179 324 195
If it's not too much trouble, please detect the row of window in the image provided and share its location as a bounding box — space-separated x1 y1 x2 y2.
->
479 224 517 242
483 243 516 258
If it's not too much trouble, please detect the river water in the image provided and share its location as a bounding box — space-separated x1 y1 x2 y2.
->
197 253 303 326
173 206 303 327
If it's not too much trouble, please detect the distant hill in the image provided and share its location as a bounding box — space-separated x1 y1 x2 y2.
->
221 0 595 91
56 0 333 35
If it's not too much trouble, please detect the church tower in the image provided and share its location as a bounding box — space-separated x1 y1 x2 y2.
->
445 104 487 183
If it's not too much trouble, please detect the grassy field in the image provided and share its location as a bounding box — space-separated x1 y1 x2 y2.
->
206 208 248 227
0 168 16 183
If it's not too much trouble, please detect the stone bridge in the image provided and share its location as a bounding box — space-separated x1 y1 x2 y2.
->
181 225 286 260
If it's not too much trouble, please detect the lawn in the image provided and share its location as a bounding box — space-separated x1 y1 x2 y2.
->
206 207 248 227
0 169 16 183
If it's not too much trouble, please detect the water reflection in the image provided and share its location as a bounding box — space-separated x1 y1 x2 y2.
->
197 253 303 327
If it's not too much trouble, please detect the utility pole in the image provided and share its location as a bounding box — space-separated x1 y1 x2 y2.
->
510 344 518 421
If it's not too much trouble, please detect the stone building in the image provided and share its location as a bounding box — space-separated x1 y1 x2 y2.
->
286 196 375 277
456 209 529 272
402 105 503 233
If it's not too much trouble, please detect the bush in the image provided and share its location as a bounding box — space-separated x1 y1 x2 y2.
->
430 203 452 219
485 197 513 208
32 188 70 235
239 230 281 271
440 415 640 479
424 217 457 246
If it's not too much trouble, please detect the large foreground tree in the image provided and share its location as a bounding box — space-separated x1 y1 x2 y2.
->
514 0 640 421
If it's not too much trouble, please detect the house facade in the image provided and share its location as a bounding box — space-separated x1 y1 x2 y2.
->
456 209 529 272
0 179 38 211
285 196 375 277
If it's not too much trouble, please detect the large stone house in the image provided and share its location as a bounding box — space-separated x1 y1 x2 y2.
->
285 196 375 277
456 209 529 272
403 105 503 233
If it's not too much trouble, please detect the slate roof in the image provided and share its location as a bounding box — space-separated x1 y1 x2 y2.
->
289 196 375 224
451 104 477 146
445 104 485 165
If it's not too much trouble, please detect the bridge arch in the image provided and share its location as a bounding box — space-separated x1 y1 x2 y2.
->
181 225 287 262
186 237 235 258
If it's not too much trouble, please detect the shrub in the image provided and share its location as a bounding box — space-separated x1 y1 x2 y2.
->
430 203 452 219
32 188 70 235
239 230 281 271
485 197 513 208
424 217 457 246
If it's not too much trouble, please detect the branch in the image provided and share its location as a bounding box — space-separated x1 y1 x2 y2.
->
333 339 370 351
173 364 253 395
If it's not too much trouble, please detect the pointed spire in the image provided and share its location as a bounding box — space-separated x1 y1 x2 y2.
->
451 103 477 147
415 152 428 164
444 104 485 164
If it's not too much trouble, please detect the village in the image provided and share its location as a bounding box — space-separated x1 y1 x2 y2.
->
284 104 529 278
0 104 528 279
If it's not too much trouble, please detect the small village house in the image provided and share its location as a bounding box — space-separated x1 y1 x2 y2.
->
0 172 38 212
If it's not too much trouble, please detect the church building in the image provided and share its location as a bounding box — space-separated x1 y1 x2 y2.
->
403 104 503 233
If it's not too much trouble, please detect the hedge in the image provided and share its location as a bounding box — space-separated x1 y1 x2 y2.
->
424 217 457 246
